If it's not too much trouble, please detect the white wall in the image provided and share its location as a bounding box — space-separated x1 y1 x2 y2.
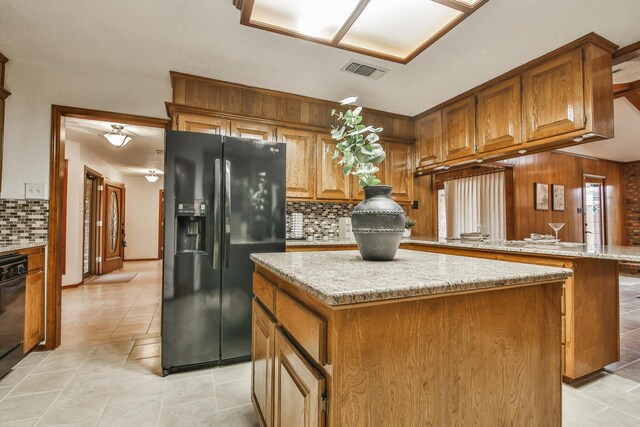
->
122 175 164 261
1 58 169 199
62 140 124 286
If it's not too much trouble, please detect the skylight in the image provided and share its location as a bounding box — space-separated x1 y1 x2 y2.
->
236 0 489 64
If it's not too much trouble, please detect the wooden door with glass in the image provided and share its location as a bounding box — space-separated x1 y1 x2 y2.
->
102 180 126 273
583 175 606 245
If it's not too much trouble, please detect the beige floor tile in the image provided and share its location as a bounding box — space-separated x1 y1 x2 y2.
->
215 379 252 411
0 391 60 423
580 382 640 418
164 367 212 382
39 392 110 426
8 368 76 398
158 397 218 427
0 418 40 427
0 387 12 401
581 372 640 393
128 343 161 360
163 375 215 408
0 367 32 387
562 386 606 423
122 356 163 378
582 407 640 427
32 353 89 374
99 395 162 427
215 404 260 427
213 362 251 385
76 354 128 377
110 375 164 403
15 351 51 369
58 372 119 399
89 341 135 359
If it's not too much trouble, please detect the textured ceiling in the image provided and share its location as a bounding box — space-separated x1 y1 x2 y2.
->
1 0 639 161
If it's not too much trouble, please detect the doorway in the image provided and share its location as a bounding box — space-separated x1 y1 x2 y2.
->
583 175 606 245
83 167 102 278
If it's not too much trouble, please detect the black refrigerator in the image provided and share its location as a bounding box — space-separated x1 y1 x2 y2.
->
161 131 286 375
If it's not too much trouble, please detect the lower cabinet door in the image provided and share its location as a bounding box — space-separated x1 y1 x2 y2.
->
273 328 325 427
24 270 44 352
252 300 276 427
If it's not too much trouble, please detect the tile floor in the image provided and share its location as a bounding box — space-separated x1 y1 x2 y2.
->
0 261 257 426
0 261 639 425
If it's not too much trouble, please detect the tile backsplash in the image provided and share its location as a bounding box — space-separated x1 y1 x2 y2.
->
286 201 354 239
0 199 49 243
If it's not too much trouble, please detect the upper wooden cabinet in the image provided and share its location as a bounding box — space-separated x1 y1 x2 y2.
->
232 121 276 141
273 328 325 427
316 134 350 200
278 128 316 199
385 142 413 203
0 51 9 193
414 111 442 168
477 77 522 153
522 49 585 143
442 97 475 161
175 113 230 135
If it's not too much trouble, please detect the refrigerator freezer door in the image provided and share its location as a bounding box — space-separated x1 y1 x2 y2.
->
221 137 286 361
162 131 223 371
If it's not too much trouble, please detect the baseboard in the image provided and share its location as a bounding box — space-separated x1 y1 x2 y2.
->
124 258 162 262
62 281 83 289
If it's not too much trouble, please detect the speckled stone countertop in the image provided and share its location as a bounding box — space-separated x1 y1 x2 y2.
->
287 237 640 262
0 240 47 254
405 237 640 262
251 249 572 306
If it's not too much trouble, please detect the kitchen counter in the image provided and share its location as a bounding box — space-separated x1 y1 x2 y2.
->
287 236 640 261
251 249 571 306
251 249 567 425
0 240 47 255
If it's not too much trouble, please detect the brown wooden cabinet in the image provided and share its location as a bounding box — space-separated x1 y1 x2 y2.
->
0 51 9 193
24 270 44 353
442 96 475 161
252 300 276 427
273 328 325 427
278 128 316 199
232 121 276 141
414 111 442 168
522 48 585 143
175 113 230 135
316 134 350 200
385 142 413 203
477 77 522 152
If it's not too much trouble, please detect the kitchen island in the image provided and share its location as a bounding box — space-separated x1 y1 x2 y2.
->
250 250 572 426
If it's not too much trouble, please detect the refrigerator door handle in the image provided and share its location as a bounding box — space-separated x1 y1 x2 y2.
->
224 159 232 269
213 159 221 270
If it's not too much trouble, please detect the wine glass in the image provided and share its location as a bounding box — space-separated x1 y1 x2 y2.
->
548 223 565 240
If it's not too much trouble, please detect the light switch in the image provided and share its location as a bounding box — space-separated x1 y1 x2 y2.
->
25 183 45 199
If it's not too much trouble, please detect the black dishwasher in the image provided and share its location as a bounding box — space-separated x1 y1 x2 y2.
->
0 253 28 379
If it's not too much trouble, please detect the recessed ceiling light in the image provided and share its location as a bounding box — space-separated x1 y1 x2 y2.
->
102 125 132 148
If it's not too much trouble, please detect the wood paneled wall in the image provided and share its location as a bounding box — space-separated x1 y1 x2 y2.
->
503 152 627 245
415 151 627 245
169 72 414 140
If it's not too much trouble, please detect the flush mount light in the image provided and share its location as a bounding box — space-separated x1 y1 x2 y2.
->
235 0 490 64
102 125 132 148
145 171 160 183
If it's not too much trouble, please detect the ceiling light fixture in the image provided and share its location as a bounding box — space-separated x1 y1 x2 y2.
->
102 125 132 148
145 171 160 183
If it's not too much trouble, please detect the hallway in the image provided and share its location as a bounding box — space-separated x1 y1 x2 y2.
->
0 261 256 426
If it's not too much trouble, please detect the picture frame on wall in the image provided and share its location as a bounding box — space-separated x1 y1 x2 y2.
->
535 183 549 210
552 184 565 211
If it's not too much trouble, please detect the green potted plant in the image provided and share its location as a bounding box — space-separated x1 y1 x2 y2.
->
403 217 417 238
331 97 405 261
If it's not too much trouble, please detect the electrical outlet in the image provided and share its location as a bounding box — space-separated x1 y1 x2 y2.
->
25 183 45 199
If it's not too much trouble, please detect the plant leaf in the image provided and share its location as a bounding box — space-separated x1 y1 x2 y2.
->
340 96 358 105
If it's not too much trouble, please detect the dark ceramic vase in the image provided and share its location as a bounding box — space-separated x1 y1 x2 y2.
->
351 185 405 261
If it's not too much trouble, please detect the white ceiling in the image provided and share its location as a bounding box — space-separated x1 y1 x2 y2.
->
65 118 165 176
1 0 639 161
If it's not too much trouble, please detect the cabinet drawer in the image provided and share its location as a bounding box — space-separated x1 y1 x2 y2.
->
28 253 45 272
275 290 327 366
253 272 276 315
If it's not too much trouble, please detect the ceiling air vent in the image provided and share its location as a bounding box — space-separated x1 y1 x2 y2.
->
341 60 389 80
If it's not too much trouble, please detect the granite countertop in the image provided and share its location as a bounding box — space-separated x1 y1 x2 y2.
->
405 237 640 262
0 240 47 254
251 249 572 306
287 236 640 262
